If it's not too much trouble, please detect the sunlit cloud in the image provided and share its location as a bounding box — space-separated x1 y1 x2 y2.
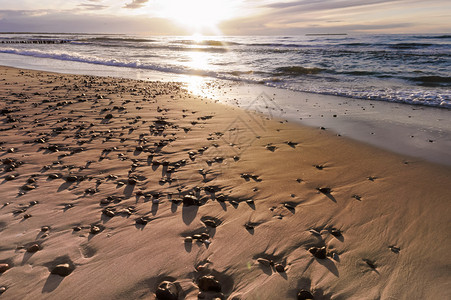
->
123 0 149 9
0 0 449 34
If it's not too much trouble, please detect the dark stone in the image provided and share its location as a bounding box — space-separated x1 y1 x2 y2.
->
65 175 78 182
155 281 178 300
198 275 221 292
317 187 331 194
136 217 149 225
85 188 96 194
0 263 9 273
182 195 199 206
90 225 101 234
128 177 137 185
104 113 113 119
51 263 72 276
309 246 327 259
297 290 314 300
5 175 16 181
274 264 285 273
203 220 217 228
41 226 50 232
330 229 342 237
257 258 272 267
102 208 115 218
22 185 36 191
27 243 40 253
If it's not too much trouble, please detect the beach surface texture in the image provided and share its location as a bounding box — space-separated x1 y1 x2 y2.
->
0 66 450 299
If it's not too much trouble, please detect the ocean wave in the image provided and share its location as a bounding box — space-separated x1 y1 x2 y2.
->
274 66 325 76
410 76 451 87
81 37 157 43
388 43 434 49
173 40 239 46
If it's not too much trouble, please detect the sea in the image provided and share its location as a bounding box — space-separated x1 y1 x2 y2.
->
0 33 450 108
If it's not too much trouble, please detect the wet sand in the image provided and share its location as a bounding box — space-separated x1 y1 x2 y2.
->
0 66 450 299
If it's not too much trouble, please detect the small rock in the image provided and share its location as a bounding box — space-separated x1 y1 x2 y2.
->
27 244 40 253
136 217 149 225
90 225 101 234
155 281 178 300
309 246 327 259
317 187 331 194
73 226 81 232
65 175 78 182
198 275 221 292
183 195 199 206
104 113 113 119
257 258 272 267
330 229 342 237
0 263 9 273
0 286 6 294
184 236 193 243
5 174 16 181
48 173 60 179
22 185 36 191
274 264 285 273
102 208 115 218
51 263 72 276
297 290 314 300
23 213 32 219
203 219 217 228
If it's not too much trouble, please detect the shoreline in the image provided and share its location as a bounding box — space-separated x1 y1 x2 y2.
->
0 66 450 299
1 55 450 166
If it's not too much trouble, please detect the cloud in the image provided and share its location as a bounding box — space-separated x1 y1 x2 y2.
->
0 9 189 34
264 0 401 10
78 3 108 10
123 0 149 9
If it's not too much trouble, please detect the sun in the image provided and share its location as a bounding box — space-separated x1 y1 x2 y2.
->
156 0 240 32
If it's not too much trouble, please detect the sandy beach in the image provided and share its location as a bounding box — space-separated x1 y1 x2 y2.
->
0 66 450 299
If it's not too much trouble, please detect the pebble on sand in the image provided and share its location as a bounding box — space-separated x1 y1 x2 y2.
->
309 246 327 259
90 225 101 234
198 275 222 292
297 290 314 300
51 263 72 277
155 281 178 300
26 243 41 253
0 263 9 273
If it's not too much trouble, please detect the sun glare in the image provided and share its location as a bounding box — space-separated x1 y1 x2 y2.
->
157 0 239 32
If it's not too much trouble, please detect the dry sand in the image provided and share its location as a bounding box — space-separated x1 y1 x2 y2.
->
0 66 450 299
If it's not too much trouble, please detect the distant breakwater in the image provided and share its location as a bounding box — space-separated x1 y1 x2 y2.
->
0 40 69 44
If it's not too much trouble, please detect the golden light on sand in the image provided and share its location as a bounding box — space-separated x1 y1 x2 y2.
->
157 0 240 31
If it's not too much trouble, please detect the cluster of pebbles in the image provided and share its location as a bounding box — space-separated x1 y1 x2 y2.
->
0 68 408 299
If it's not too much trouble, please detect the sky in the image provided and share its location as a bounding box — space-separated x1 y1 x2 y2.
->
0 0 449 35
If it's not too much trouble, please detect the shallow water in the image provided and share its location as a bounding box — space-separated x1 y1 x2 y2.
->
1 33 450 108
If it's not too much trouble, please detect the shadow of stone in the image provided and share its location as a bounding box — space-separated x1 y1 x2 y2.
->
21 251 35 265
151 203 159 215
42 274 64 293
317 258 339 277
123 184 135 198
325 193 337 203
182 206 198 225
184 242 192 253
57 181 73 192
170 202 179 213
